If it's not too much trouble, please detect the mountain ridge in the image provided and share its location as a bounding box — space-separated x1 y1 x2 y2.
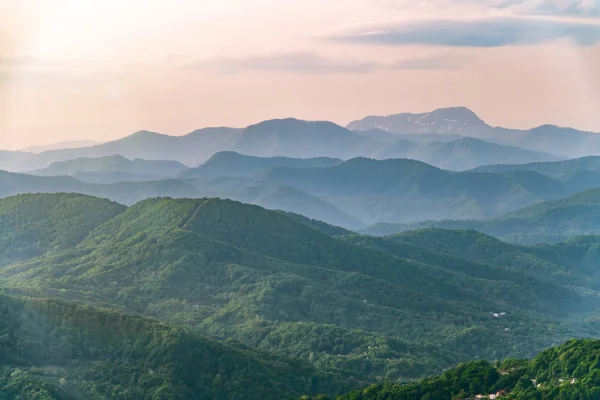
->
360 187 600 244
1 111 569 172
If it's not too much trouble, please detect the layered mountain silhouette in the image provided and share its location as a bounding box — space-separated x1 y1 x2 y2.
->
20 139 98 153
348 107 600 158
6 153 600 226
181 151 343 179
0 110 573 172
29 154 189 183
4 105 600 399
471 156 600 180
362 187 600 244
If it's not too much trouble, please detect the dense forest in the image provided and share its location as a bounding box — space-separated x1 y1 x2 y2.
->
0 294 358 399
1 193 600 398
301 340 600 399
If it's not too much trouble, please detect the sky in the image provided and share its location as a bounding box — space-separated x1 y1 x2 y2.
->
1 0 600 149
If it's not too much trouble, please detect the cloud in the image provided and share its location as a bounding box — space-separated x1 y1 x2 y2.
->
336 17 600 47
389 54 465 69
490 0 600 18
192 52 463 74
0 57 127 86
385 0 600 18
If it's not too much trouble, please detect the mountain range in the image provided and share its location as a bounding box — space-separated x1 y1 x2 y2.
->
19 140 98 154
29 154 189 183
8 153 600 227
3 107 589 172
5 105 600 399
471 156 600 180
248 156 587 224
180 151 343 179
347 106 600 158
361 187 600 245
347 106 502 138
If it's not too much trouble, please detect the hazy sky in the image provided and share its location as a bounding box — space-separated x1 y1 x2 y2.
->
1 0 600 149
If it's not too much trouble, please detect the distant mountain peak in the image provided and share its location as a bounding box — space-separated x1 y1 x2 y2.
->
205 151 244 161
417 106 484 125
127 130 166 138
346 106 490 136
21 140 98 154
246 117 340 131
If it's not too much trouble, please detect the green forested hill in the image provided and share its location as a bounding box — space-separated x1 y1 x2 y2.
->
301 339 600 400
0 294 351 400
0 193 125 266
1 194 600 391
277 211 355 236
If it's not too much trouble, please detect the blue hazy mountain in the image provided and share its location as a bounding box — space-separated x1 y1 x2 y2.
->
348 107 600 158
1 112 565 172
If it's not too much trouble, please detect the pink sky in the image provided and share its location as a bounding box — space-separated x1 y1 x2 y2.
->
1 0 600 149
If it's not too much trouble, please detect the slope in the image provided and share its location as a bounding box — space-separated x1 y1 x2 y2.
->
233 184 365 228
0 294 349 400
518 125 600 158
406 137 562 171
346 106 495 137
21 140 98 153
2 115 567 172
230 119 377 159
361 188 600 244
303 339 600 400
0 156 587 227
345 229 595 289
28 120 370 169
181 151 343 179
0 169 199 205
276 211 356 236
0 150 37 172
0 196 596 384
29 154 189 178
470 156 600 180
348 107 600 159
259 157 568 224
0 193 125 266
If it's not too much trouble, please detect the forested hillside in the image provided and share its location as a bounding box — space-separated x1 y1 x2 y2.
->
0 193 125 265
1 193 600 395
301 339 600 399
0 294 352 399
